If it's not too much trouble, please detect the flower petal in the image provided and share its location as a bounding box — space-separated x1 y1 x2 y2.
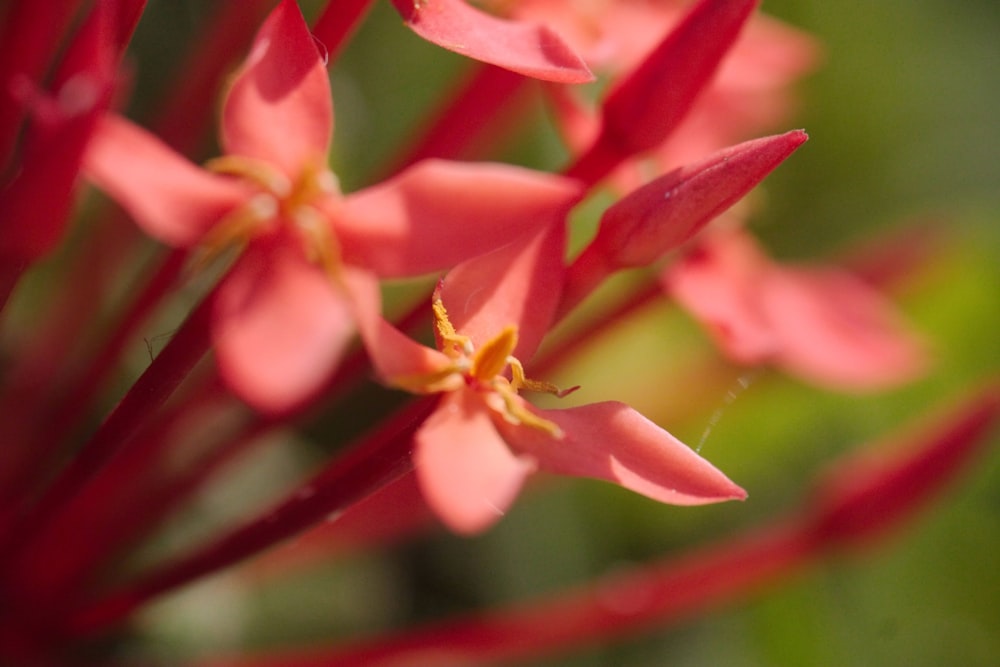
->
220 0 332 175
591 130 807 270
83 114 250 247
437 222 565 361
347 267 454 384
211 236 354 414
663 227 778 363
414 391 536 534
759 266 928 390
389 0 592 83
497 401 746 506
333 159 581 278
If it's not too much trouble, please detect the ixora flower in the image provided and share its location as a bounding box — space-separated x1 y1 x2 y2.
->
356 222 746 534
664 226 928 390
83 0 583 414
532 0 819 175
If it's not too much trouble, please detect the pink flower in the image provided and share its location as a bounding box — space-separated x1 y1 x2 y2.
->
83 0 583 414
535 0 819 180
664 226 928 391
357 222 746 534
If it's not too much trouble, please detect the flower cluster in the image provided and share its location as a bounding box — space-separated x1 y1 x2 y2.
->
0 0 993 665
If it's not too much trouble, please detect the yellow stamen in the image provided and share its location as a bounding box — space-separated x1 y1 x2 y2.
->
411 296 575 437
190 193 277 273
194 155 344 284
205 155 291 197
470 325 517 382
433 298 474 357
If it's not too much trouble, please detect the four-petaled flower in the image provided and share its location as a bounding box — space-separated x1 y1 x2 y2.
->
357 221 746 533
84 0 583 414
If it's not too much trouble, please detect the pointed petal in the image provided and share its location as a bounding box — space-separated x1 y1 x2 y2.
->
590 130 807 270
334 159 581 278
498 401 746 506
220 0 332 175
347 267 454 383
436 222 565 361
415 391 535 534
83 114 250 246
663 227 778 363
760 266 929 390
211 237 354 414
389 0 592 83
601 0 759 155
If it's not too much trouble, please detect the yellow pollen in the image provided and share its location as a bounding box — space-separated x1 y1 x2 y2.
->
196 155 343 281
390 296 577 437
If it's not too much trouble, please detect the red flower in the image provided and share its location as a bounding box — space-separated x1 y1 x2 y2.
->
664 226 928 390
357 222 745 533
83 0 583 414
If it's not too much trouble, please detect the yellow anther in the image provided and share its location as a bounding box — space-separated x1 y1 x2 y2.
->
432 297 474 357
417 296 576 437
493 381 564 437
509 357 579 397
292 206 342 281
190 193 277 273
470 325 517 382
205 155 291 197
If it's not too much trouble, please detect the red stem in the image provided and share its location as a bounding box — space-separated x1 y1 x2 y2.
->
0 291 212 564
311 0 376 64
187 384 1000 667
381 64 530 177
65 395 438 638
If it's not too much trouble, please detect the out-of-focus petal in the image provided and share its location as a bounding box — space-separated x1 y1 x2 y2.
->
388 0 592 83
333 159 581 278
600 0 759 155
436 222 564 361
83 115 250 247
497 401 746 505
760 266 928 390
220 0 332 176
414 391 535 534
211 237 354 414
663 227 777 363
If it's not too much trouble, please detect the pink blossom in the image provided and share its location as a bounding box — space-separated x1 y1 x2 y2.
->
83 0 583 414
357 223 746 534
664 226 928 390
533 0 819 179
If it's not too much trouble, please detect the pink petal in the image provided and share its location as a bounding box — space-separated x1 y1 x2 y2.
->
414 391 536 534
220 0 332 175
663 228 778 363
346 267 454 382
759 266 928 390
333 159 581 278
497 401 746 505
211 236 354 415
83 114 250 246
589 130 807 270
437 222 565 361
389 0 592 83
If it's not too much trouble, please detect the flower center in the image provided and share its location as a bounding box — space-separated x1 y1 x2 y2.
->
396 297 577 437
193 155 342 278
